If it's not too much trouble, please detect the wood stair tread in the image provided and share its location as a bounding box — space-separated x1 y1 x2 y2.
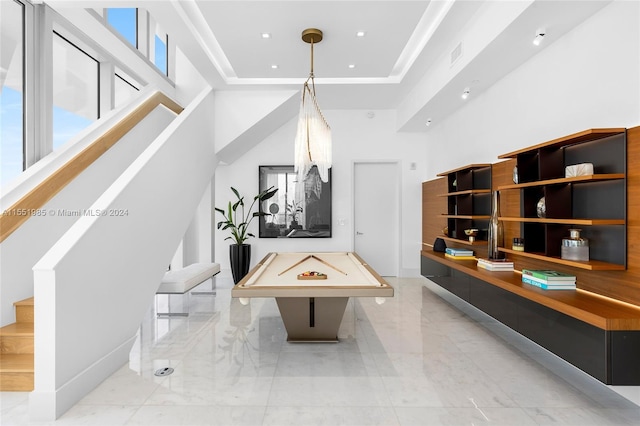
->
0 322 34 336
14 297 34 307
0 353 34 373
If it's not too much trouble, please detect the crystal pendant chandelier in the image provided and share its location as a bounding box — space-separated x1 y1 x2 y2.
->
294 28 331 183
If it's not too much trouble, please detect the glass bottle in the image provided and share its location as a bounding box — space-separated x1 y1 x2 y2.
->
488 190 505 260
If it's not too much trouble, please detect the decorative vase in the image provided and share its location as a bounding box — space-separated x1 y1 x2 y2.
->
230 244 251 284
488 191 505 260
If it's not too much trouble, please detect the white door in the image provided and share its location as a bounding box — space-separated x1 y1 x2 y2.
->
353 162 399 276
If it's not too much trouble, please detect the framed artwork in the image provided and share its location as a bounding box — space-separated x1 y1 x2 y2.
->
258 165 331 238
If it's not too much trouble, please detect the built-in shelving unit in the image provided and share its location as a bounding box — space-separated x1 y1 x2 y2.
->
436 164 492 247
496 128 627 271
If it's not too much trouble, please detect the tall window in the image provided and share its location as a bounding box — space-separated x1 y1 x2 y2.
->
154 32 168 75
52 33 99 150
106 8 137 47
0 0 25 186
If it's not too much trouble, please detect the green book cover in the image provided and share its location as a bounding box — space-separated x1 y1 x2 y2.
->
522 269 576 281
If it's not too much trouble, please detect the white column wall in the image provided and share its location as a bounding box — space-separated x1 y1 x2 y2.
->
214 109 427 277
423 0 640 178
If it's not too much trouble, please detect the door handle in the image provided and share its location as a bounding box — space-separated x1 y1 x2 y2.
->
356 232 364 235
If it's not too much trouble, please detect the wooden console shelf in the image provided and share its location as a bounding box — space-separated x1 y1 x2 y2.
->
498 217 625 225
421 250 639 330
420 250 640 385
498 247 626 271
497 173 625 190
438 189 491 197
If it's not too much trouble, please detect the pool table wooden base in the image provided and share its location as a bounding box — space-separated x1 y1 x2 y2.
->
276 297 349 342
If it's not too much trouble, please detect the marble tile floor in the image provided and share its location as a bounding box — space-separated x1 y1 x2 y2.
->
2 276 639 425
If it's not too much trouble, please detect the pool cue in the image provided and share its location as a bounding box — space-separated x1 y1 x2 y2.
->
278 255 312 276
312 255 347 275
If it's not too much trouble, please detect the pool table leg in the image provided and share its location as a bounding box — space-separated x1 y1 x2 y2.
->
275 297 349 342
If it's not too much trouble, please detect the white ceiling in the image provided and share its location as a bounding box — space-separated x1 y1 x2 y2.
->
168 1 610 120
51 0 613 130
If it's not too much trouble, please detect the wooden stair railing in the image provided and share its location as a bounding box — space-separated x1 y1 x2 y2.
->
0 92 183 243
0 297 35 391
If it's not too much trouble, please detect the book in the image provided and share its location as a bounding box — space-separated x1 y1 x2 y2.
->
477 258 513 266
445 248 474 256
477 262 513 272
522 276 576 290
444 253 475 260
521 269 576 281
521 273 575 286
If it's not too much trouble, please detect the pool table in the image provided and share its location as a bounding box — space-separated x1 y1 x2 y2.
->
232 252 394 342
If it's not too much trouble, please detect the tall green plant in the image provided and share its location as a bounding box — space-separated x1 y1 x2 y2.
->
215 186 278 244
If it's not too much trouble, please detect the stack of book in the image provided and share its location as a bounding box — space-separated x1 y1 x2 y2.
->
444 247 475 260
477 258 514 271
521 269 576 290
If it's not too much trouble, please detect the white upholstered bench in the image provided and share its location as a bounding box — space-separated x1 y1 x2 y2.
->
156 262 220 316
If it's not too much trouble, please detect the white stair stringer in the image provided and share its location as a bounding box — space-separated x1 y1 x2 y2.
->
29 87 217 421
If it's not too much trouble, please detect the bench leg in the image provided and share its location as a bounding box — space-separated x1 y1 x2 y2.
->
156 293 190 317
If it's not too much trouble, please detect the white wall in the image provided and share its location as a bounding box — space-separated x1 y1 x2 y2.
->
30 87 217 421
423 0 639 178
215 109 427 277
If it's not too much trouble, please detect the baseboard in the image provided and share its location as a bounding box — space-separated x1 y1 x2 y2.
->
400 268 420 277
28 335 137 421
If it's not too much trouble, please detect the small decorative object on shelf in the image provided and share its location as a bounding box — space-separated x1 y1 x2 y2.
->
512 238 525 252
561 228 589 261
536 196 546 218
512 165 518 184
488 191 505 260
565 163 594 178
464 228 479 243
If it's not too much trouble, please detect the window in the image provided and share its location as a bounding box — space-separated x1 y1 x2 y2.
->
52 33 99 150
153 31 168 75
0 0 25 186
106 8 137 48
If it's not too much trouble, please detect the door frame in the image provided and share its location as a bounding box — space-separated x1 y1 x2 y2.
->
351 160 402 276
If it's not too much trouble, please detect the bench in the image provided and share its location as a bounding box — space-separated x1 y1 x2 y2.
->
156 263 220 316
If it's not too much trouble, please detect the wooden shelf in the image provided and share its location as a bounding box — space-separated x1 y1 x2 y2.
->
498 247 626 271
441 215 491 220
437 189 491 197
436 164 491 176
498 217 625 225
441 235 488 246
498 174 625 190
498 128 626 159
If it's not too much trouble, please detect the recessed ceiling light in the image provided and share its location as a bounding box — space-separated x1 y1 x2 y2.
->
461 88 470 100
533 28 545 46
348 64 356 69
261 33 271 39
271 64 278 69
356 31 366 37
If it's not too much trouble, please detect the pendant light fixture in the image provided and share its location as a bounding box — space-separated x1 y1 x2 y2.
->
294 28 331 183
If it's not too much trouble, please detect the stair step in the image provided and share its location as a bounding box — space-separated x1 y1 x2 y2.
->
14 297 34 323
0 322 34 354
0 354 34 391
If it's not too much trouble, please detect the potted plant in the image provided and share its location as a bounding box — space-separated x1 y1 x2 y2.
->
286 199 303 230
215 186 277 283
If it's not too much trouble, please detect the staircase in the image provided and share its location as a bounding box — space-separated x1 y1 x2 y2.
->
0 298 34 391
